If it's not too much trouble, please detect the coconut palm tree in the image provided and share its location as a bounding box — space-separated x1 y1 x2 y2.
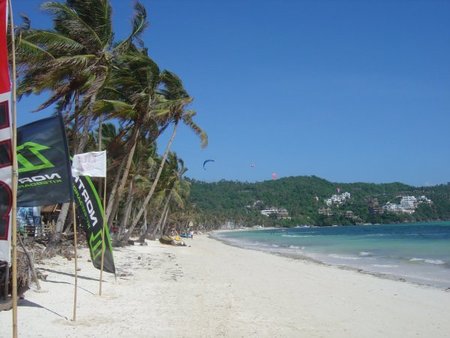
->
15 1 209 244
148 153 190 240
15 0 148 239
121 72 207 242
93 49 169 225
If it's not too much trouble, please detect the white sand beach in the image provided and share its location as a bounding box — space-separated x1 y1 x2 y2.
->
1 234 450 338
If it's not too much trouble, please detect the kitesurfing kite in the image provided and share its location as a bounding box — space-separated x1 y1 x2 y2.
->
203 159 215 170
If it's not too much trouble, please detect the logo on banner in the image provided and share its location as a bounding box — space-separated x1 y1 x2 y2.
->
17 141 63 188
17 141 55 172
17 114 73 207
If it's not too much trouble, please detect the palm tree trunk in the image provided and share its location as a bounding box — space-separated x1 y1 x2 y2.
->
76 114 92 153
122 122 178 242
77 93 97 153
106 126 140 224
159 206 171 237
117 180 134 237
54 203 70 239
140 198 163 241
152 200 170 239
105 154 127 223
148 190 172 238
137 209 148 244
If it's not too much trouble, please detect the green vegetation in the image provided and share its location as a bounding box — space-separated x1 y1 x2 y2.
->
188 176 450 228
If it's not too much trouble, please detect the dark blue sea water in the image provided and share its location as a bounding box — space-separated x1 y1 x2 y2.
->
214 222 450 289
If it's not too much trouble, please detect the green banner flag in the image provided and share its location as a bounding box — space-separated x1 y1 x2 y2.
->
73 175 115 274
17 115 73 206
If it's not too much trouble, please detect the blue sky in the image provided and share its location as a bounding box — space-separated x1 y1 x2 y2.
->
13 0 450 186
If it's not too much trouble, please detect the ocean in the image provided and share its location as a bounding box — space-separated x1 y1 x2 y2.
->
213 222 450 289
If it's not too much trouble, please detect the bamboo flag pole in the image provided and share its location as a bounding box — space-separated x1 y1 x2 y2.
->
99 177 107 296
72 202 78 321
97 117 106 296
8 0 19 337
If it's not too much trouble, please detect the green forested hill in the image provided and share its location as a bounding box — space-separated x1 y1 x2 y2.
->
188 176 450 228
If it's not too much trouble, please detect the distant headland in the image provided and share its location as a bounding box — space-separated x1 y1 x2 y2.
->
188 175 450 228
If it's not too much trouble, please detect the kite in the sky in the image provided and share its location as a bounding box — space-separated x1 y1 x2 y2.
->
203 159 215 170
271 172 278 180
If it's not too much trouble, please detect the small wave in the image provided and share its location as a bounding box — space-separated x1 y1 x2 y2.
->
281 234 313 238
271 244 280 248
372 264 399 268
359 251 372 257
328 254 360 260
410 258 446 265
425 259 446 265
360 233 388 238
288 245 301 249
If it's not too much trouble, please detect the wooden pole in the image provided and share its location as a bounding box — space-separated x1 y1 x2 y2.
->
99 176 106 295
8 0 18 336
72 202 78 321
98 114 105 295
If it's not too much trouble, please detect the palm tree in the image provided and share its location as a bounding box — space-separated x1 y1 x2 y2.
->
15 1 209 244
148 153 190 240
115 134 158 241
16 0 148 239
121 72 207 242
93 49 168 225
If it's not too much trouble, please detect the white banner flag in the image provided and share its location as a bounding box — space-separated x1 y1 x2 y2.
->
72 151 107 177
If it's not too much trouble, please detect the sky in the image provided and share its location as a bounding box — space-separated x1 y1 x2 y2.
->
12 0 450 186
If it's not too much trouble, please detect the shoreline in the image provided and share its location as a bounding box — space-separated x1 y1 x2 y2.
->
211 231 450 291
211 226 450 291
1 234 450 337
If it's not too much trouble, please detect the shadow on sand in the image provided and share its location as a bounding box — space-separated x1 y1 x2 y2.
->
18 298 69 320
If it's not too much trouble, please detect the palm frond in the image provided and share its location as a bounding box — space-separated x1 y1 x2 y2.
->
116 1 148 51
42 1 107 51
94 99 136 117
24 30 85 55
181 110 208 148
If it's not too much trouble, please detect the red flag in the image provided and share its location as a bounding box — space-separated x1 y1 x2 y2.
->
0 0 9 93
0 0 12 264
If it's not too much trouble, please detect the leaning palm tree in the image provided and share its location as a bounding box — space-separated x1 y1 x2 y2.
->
16 0 148 239
114 134 158 240
93 49 169 225
121 72 207 243
148 153 190 240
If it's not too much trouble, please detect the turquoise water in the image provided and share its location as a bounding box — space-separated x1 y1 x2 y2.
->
214 222 450 288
